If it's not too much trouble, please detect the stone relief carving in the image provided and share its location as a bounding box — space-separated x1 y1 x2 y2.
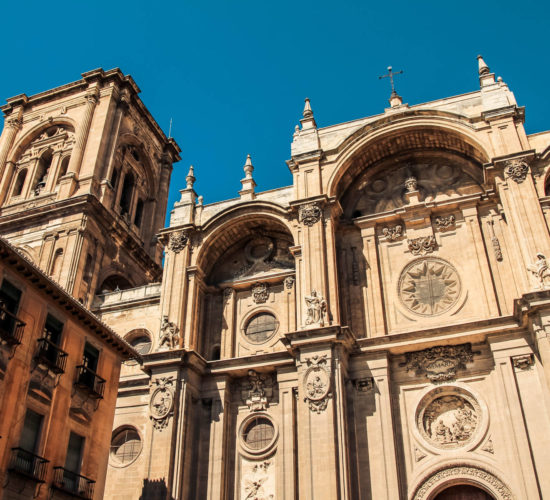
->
168 231 189 253
400 343 477 382
405 176 418 192
241 370 274 411
526 253 550 290
298 202 322 226
511 354 534 370
241 460 275 500
399 258 461 316
434 215 456 230
382 225 403 241
504 158 529 183
150 377 175 430
414 446 427 462
482 437 494 454
305 290 327 327
408 236 437 255
252 283 269 304
303 355 331 413
284 276 295 289
157 316 180 351
412 466 513 500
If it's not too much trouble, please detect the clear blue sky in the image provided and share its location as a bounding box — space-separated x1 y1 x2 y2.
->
1 0 548 217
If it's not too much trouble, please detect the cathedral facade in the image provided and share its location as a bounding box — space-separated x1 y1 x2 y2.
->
2 57 550 499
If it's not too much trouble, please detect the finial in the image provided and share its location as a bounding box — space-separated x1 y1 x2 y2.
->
243 154 254 179
303 98 313 118
186 165 195 189
299 98 317 130
197 195 203 206
477 55 490 75
240 154 256 200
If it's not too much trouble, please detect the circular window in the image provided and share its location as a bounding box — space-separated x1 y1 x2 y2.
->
245 313 278 344
110 427 142 466
242 416 275 451
129 335 152 355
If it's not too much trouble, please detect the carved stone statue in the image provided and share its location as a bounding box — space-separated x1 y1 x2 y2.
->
305 290 327 327
527 253 550 290
157 316 180 350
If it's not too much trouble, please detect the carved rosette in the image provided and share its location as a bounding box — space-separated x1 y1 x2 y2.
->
303 355 331 413
298 202 322 227
252 283 269 304
150 377 175 430
408 236 437 255
504 158 529 183
168 231 189 253
241 370 274 411
382 224 403 241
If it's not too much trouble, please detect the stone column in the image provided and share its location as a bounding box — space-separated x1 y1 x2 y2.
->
44 148 63 193
0 161 17 205
0 115 22 176
221 288 236 358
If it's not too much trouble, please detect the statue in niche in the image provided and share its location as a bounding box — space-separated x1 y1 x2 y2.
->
527 253 550 290
305 290 327 327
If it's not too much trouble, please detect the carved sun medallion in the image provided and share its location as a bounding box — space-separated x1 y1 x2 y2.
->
417 389 481 450
399 258 460 316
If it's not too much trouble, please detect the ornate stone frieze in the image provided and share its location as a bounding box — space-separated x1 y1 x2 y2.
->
408 236 437 255
241 460 274 500
400 343 477 382
382 224 403 241
251 282 269 304
298 202 322 227
526 253 550 290
157 316 180 351
434 215 456 230
399 258 460 316
284 276 295 289
504 158 529 183
150 377 175 430
168 231 189 253
511 354 534 370
303 355 331 413
241 370 274 411
352 377 374 392
305 290 327 327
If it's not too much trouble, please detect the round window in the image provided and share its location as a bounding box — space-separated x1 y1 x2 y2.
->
110 427 142 466
245 313 278 344
129 335 152 355
242 416 275 451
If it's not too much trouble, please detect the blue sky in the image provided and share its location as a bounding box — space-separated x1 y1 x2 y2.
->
1 0 548 217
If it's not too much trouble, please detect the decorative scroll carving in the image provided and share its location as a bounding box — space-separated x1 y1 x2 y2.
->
284 276 295 289
303 355 331 413
526 253 550 290
405 176 418 192
157 316 180 351
241 370 274 411
399 258 460 316
305 290 327 327
511 354 534 370
298 202 322 226
150 377 175 430
400 343 477 382
504 158 529 183
434 215 456 230
408 236 437 255
168 231 189 253
412 466 514 500
382 225 403 241
252 283 269 304
242 460 274 500
353 377 374 392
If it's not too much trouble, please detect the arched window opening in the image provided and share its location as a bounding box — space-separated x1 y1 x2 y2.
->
51 248 64 281
12 169 27 197
83 254 93 284
98 275 133 294
56 156 70 185
134 199 144 228
33 150 53 196
119 172 135 215
110 167 119 189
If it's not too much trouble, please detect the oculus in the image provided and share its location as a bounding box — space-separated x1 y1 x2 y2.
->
244 313 278 344
399 258 460 316
240 415 277 454
110 427 142 466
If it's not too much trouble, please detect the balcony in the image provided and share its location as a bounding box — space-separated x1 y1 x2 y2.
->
8 447 49 483
35 336 68 374
0 305 25 346
75 365 105 399
52 467 95 499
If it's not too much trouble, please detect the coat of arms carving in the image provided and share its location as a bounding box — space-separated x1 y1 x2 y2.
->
150 376 175 430
303 354 331 413
298 202 322 227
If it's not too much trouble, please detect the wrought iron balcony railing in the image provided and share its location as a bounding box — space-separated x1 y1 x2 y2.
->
35 334 68 374
75 365 105 399
8 447 48 482
0 305 25 346
52 466 95 499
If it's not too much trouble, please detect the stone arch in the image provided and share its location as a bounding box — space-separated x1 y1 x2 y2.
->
115 133 158 196
326 114 492 201
97 273 134 293
410 463 515 500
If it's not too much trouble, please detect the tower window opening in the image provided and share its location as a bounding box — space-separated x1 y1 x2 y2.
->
12 169 27 197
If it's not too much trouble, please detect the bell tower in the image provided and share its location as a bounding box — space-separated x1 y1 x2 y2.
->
0 68 180 305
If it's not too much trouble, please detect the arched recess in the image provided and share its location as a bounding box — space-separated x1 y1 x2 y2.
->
193 204 296 360
97 274 134 293
410 463 515 500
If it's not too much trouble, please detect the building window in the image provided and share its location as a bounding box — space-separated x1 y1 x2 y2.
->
64 432 84 474
110 428 142 466
19 409 43 454
119 172 135 215
56 156 70 185
242 416 275 451
33 150 52 196
0 279 22 339
127 334 152 355
244 313 278 344
12 169 27 197
134 199 144 228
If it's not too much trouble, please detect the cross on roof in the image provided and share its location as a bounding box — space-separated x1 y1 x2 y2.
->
379 66 403 95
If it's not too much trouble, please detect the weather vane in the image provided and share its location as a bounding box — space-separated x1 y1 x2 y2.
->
379 66 403 95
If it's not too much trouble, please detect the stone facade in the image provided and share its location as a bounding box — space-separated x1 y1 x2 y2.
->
4 56 550 499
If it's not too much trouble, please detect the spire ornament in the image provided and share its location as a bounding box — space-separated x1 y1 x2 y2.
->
379 66 404 107
299 97 317 130
239 154 256 200
185 165 195 189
